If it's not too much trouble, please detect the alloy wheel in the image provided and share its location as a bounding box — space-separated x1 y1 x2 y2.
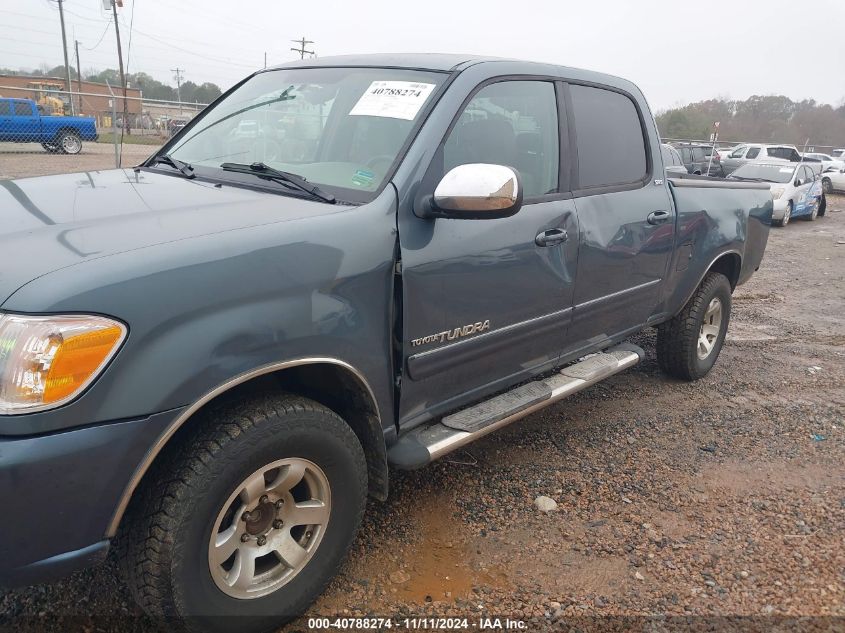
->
697 297 723 360
208 458 331 600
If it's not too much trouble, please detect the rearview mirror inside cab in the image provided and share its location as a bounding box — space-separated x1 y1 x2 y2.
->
419 163 523 219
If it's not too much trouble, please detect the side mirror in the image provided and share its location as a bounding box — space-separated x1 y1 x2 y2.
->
421 163 523 219
794 179 803 187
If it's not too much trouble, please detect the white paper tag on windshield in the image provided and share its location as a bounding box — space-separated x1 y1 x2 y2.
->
349 81 436 120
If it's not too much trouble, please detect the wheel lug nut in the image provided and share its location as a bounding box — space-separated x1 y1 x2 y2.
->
305 531 312 539
241 511 251 522
275 499 284 509
240 533 250 543
273 519 284 529
259 495 269 504
256 535 267 546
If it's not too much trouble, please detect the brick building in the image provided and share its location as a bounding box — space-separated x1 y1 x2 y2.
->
0 74 142 125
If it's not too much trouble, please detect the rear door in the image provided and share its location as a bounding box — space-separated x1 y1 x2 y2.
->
398 78 578 427
794 165 816 214
564 82 675 357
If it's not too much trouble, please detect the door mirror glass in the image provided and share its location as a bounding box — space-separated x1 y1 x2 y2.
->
794 179 803 186
428 163 523 219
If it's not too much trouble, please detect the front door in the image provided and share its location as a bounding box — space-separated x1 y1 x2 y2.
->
397 79 578 428
564 82 675 356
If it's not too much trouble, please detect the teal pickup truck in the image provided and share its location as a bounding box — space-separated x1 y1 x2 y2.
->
0 97 98 154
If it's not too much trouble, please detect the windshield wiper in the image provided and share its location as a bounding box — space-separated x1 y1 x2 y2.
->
220 162 336 204
148 153 195 179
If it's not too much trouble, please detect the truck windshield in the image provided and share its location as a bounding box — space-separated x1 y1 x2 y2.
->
167 67 444 202
729 163 795 183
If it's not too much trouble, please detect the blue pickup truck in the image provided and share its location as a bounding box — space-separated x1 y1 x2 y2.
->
0 97 97 154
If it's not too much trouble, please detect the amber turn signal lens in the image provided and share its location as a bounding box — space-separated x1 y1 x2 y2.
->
0 314 127 414
43 325 124 403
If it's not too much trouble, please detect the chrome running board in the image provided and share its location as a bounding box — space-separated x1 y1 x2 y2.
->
387 343 643 469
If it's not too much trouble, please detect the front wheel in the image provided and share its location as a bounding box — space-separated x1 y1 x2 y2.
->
119 394 368 633
775 201 793 227
821 177 832 195
656 272 732 381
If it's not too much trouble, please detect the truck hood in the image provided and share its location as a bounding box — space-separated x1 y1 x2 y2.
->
0 168 338 306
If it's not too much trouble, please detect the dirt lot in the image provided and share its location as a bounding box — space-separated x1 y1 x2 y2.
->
0 142 158 179
0 156 842 631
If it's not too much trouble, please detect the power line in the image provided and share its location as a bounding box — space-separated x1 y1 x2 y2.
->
290 37 314 60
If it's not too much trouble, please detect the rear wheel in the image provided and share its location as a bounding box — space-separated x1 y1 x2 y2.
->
57 130 82 155
119 393 368 633
656 272 731 381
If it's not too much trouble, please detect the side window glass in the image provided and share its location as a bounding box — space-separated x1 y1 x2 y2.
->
660 145 672 166
569 84 646 188
0 101 10 116
13 102 31 116
745 147 760 159
730 146 746 158
443 81 559 198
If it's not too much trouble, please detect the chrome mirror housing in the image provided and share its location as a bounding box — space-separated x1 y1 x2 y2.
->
425 163 523 219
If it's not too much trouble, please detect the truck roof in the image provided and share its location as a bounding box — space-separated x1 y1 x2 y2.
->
264 53 635 91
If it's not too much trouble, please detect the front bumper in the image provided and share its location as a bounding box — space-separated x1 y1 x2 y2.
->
0 408 182 587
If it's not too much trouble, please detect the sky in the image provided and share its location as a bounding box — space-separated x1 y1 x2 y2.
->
2 0 844 112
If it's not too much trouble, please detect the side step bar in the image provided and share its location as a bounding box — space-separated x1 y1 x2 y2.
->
387 343 644 469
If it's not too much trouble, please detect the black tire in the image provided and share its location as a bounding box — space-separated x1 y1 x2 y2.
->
821 177 832 195
656 272 731 381
40 142 60 153
818 194 827 217
56 130 82 154
119 393 368 633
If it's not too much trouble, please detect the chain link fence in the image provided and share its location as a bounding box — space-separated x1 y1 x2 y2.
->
0 84 208 179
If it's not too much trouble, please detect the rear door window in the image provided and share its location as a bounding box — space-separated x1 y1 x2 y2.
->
569 84 647 189
745 146 761 159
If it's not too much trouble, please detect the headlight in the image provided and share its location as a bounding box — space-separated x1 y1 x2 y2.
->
771 188 785 200
0 313 126 414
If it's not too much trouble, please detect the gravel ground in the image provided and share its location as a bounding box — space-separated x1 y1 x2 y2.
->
0 142 158 179
0 191 843 632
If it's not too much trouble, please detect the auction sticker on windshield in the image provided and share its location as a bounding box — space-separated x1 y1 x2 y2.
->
349 81 436 120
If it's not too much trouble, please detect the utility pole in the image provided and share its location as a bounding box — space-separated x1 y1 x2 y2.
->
171 68 184 115
56 0 75 115
290 37 314 59
110 0 129 134
74 40 83 114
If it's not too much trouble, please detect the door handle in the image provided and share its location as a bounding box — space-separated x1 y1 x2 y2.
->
647 210 672 225
535 228 568 247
